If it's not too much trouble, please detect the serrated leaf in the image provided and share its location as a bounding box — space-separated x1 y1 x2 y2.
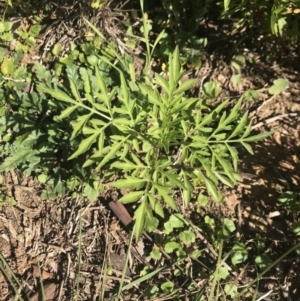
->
108 177 147 189
226 144 238 171
162 194 177 211
160 171 186 190
175 78 197 95
120 72 129 106
68 132 98 160
243 131 273 142
214 171 234 187
241 141 253 154
38 85 77 104
69 78 81 102
71 113 93 140
119 191 144 203
95 66 107 96
148 193 164 218
96 135 130 169
171 46 180 84
133 201 146 241
228 112 249 139
155 73 169 95
138 83 161 106
202 175 222 202
214 154 235 182
58 104 79 120
111 160 142 171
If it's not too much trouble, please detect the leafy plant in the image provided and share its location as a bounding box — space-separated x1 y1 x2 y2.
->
220 0 300 40
37 14 271 241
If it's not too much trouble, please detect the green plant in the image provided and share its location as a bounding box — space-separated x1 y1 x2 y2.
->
220 0 300 39
37 12 271 241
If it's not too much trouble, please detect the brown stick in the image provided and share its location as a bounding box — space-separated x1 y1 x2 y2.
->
108 201 133 228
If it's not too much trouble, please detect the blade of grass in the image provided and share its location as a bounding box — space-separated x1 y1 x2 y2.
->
75 195 83 301
37 262 46 301
115 228 135 299
208 239 224 301
0 253 25 301
236 241 300 300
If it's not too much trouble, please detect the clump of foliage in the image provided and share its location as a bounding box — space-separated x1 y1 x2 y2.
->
37 10 271 241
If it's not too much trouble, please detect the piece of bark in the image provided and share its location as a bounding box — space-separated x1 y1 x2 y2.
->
108 201 133 228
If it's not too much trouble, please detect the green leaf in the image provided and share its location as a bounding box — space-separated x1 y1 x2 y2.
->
95 66 108 97
164 241 181 253
119 191 144 203
268 78 289 95
155 73 169 95
244 89 259 101
202 175 222 202
83 183 98 201
214 154 235 182
202 81 220 98
108 177 147 189
38 85 77 104
160 171 186 190
197 194 208 207
68 132 98 160
175 78 197 95
243 131 273 142
179 230 196 245
148 193 164 218
120 72 129 106
150 249 161 260
231 55 245 73
214 172 234 187
226 144 238 171
171 46 180 84
1 58 14 75
223 218 236 236
155 185 178 211
138 83 161 106
58 104 79 120
241 141 253 154
29 24 41 37
228 112 249 139
133 201 146 241
219 266 229 280
255 255 272 270
71 113 93 140
292 222 300 235
224 0 231 10
169 213 184 228
111 160 143 171
52 44 62 56
231 243 248 265
69 78 81 102
96 135 130 169
224 284 238 299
